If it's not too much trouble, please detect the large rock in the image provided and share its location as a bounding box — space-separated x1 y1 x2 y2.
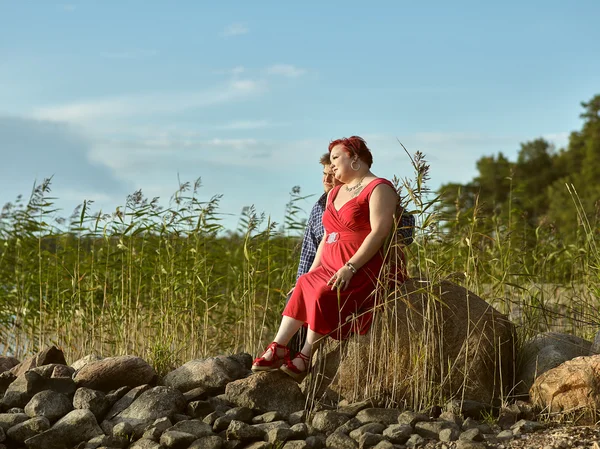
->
163 353 251 393
516 332 591 395
590 330 600 355
0 356 19 374
225 371 306 416
530 354 600 414
311 278 515 405
9 346 66 377
73 355 157 391
103 385 186 437
23 409 103 449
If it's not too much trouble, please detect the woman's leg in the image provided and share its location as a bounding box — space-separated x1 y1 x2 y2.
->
259 316 305 361
291 327 324 370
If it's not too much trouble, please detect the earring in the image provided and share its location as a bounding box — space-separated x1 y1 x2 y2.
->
351 160 361 171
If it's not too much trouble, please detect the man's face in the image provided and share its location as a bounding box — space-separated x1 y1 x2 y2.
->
322 164 338 193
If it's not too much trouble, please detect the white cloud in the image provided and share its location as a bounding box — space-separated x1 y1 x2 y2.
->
221 23 249 37
31 79 265 123
266 64 307 78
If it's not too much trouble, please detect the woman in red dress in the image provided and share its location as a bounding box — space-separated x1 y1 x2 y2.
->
252 136 400 381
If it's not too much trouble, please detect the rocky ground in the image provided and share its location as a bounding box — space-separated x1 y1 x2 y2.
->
0 347 599 449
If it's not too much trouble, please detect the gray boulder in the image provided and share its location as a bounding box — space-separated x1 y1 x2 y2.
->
516 332 591 395
9 346 66 378
73 387 110 420
313 279 515 405
6 416 50 443
23 409 103 449
24 390 73 423
74 355 157 392
225 371 305 416
103 385 186 438
163 354 251 393
0 356 19 374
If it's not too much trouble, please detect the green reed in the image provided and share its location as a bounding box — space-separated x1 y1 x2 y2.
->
0 150 598 407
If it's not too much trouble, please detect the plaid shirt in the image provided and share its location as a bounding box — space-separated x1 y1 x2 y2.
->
296 193 415 279
296 193 327 279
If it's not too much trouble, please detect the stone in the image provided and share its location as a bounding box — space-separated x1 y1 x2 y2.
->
382 424 412 444
104 384 151 420
530 354 600 414
24 390 73 422
252 411 284 424
188 435 225 449
510 419 545 434
113 420 134 438
252 420 290 434
188 400 215 419
516 332 591 395
336 417 363 434
224 406 254 423
438 411 462 428
591 330 600 355
288 410 306 426
142 416 172 440
326 431 359 449
405 434 424 448
283 441 309 449
439 427 460 442
290 422 309 439
169 419 215 438
160 430 197 448
397 411 429 427
9 346 66 378
0 356 19 374
73 387 110 420
5 416 50 443
129 438 162 449
496 429 514 440
0 412 29 430
71 354 103 371
459 428 483 441
357 432 386 448
355 408 400 425
337 400 373 416
313 279 515 405
414 420 460 439
225 371 305 416
163 354 251 393
445 399 494 420
23 409 103 449
349 422 386 440
225 420 264 441
265 427 295 443
73 355 157 392
103 386 186 438
372 441 394 449
311 410 351 435
455 441 486 449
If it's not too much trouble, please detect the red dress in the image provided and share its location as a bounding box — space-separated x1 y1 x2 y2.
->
283 178 399 340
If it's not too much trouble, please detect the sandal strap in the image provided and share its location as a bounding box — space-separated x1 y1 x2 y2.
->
295 351 310 362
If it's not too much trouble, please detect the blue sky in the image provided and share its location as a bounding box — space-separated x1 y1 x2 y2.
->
1 1 599 231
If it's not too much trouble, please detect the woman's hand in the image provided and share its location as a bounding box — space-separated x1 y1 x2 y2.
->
327 265 355 291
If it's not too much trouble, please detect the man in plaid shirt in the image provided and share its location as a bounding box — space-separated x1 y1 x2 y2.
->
287 153 415 353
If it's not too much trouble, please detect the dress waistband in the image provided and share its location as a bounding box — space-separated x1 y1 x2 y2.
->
325 230 368 244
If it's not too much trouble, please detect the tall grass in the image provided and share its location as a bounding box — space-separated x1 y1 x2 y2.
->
0 150 598 398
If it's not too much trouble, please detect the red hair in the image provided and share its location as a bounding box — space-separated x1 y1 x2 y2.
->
328 136 373 168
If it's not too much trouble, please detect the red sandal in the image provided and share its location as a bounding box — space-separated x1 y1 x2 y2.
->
280 351 310 382
252 342 289 372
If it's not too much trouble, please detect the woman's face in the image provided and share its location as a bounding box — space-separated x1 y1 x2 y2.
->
330 144 356 182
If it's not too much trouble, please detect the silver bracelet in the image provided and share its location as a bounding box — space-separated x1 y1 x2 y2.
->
345 262 357 274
